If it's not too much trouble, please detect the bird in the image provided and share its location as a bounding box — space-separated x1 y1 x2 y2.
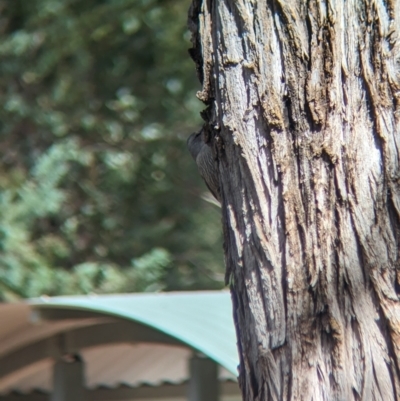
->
187 130 221 202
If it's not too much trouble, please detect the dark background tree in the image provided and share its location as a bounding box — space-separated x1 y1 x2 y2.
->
189 0 400 399
0 0 224 300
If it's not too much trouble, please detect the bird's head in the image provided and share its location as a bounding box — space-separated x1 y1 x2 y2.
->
187 131 203 160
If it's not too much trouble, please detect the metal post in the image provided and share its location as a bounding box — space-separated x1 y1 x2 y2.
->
51 354 85 401
188 354 219 401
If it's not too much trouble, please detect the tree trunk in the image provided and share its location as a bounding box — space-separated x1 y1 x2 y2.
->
188 0 400 400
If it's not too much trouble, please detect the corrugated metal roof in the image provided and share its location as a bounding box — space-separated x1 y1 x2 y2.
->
0 343 236 395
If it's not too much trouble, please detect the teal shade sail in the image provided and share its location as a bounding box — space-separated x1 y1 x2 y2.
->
32 291 239 375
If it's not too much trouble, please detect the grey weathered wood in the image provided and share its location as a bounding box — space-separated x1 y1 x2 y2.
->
188 355 219 401
189 0 400 400
51 355 85 401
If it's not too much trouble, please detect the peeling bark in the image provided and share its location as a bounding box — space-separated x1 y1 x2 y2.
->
189 0 400 400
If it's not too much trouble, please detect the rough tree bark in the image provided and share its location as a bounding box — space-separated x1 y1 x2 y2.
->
188 0 400 400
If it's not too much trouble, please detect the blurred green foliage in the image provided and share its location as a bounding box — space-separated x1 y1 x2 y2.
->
0 0 224 300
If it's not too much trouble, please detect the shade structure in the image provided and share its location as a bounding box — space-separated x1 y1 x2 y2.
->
32 291 239 373
0 291 240 399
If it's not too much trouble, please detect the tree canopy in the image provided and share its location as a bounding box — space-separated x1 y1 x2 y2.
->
0 0 224 300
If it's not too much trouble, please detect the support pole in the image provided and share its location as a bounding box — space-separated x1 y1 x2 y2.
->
188 354 219 401
51 354 85 401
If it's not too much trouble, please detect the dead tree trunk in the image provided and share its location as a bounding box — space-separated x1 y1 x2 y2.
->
189 0 400 400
